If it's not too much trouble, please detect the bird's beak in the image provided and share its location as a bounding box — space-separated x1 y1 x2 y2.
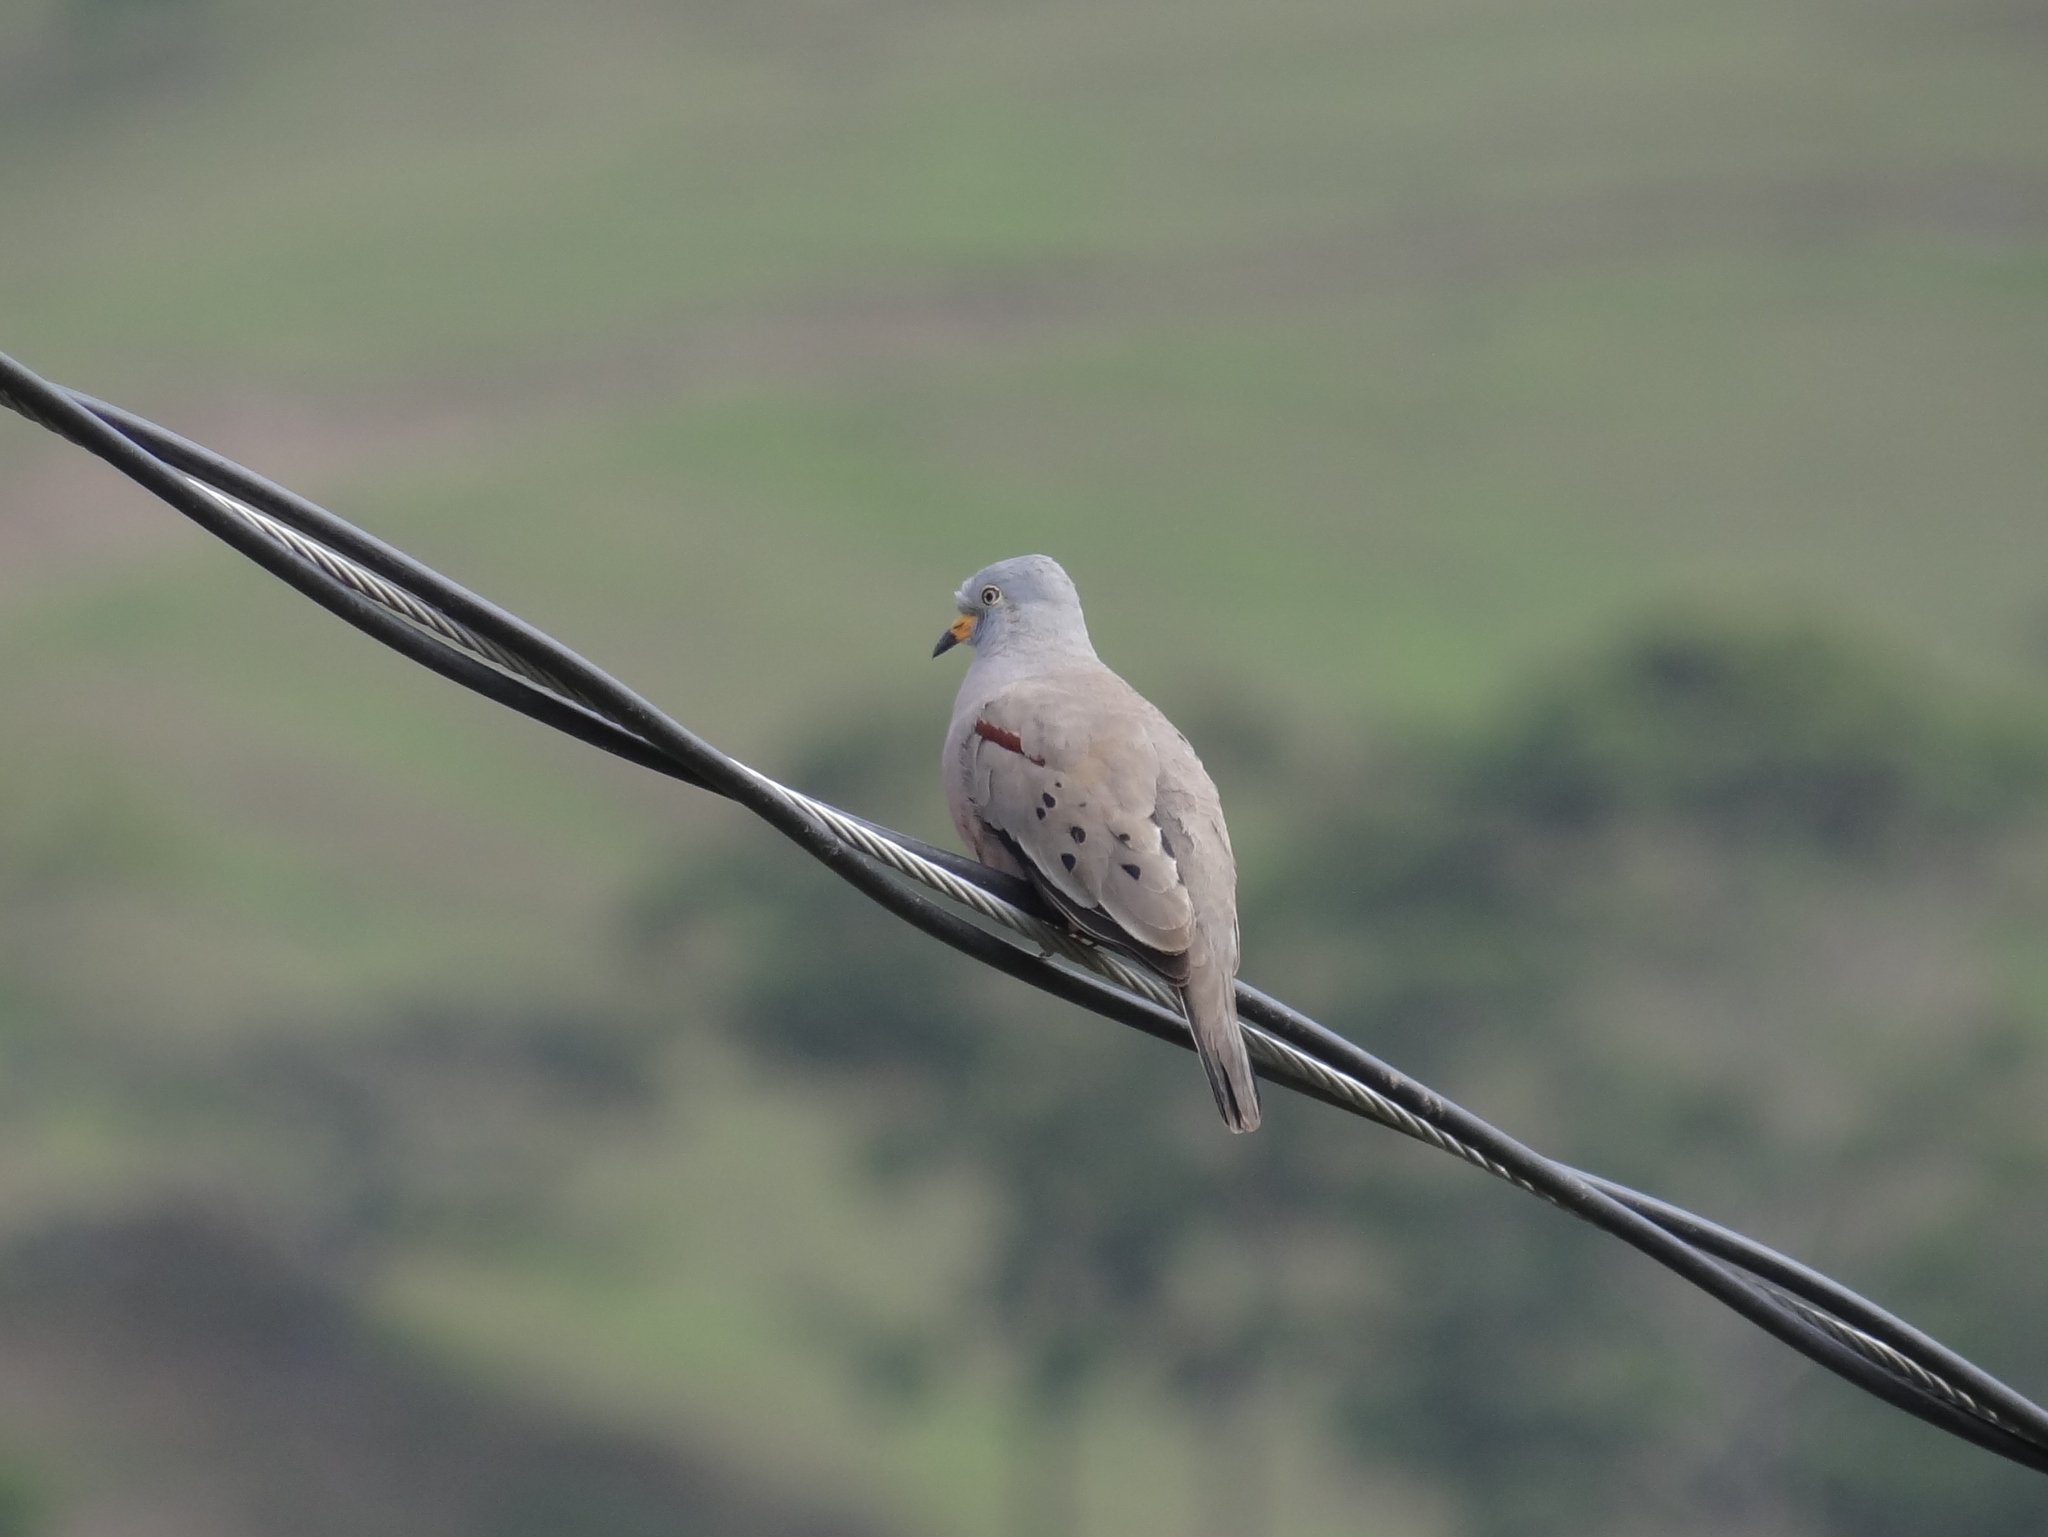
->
932 612 975 658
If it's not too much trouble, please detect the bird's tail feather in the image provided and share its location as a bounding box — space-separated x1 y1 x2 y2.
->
1182 963 1261 1134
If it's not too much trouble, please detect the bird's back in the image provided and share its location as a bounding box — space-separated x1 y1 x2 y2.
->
944 650 1256 1130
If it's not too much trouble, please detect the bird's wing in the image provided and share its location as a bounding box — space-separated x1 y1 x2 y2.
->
953 666 1260 1132
957 673 1198 962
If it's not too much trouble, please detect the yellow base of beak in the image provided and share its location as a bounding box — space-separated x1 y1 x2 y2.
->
933 613 975 657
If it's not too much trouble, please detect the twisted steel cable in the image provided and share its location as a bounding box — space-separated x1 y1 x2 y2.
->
4 349 2045 1474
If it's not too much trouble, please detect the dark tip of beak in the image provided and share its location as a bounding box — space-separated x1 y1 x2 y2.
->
932 629 961 658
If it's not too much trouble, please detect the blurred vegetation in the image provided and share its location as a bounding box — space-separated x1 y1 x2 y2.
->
0 1209 883 1537
1 0 2047 1530
637 621 2048 1536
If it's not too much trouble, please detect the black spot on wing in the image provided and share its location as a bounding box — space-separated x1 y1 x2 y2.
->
1122 863 1141 879
993 827 1193 986
1069 826 1085 843
1042 793 1056 808
1061 853 1076 871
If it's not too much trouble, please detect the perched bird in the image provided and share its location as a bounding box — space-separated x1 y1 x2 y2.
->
933 554 1261 1132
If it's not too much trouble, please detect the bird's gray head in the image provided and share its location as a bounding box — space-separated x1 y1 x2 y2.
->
932 554 1095 662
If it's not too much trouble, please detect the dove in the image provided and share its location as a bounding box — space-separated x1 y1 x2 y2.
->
933 554 1261 1133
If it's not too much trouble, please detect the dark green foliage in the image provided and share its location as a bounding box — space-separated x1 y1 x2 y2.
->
643 620 2048 1536
0 1213 889 1537
0 1456 44 1537
1473 621 2044 852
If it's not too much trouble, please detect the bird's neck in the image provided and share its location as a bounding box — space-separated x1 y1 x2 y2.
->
953 630 1096 717
972 620 1099 676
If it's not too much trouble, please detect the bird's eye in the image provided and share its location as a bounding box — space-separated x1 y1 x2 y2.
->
980 585 1002 605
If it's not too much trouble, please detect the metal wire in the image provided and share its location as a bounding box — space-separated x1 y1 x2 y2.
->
6 348 2047 1477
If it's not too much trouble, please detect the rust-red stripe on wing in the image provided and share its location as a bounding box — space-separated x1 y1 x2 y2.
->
974 719 1046 766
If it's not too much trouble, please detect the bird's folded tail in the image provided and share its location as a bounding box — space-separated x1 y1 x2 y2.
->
1181 961 1261 1134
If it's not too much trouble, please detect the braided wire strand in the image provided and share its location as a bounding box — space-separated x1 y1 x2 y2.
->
176 474 606 710
1767 1287 2000 1427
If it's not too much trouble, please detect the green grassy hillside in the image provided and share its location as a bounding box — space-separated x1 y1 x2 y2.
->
2 0 2046 1530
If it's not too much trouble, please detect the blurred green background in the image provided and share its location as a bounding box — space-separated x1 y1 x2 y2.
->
3 0 2048 1532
